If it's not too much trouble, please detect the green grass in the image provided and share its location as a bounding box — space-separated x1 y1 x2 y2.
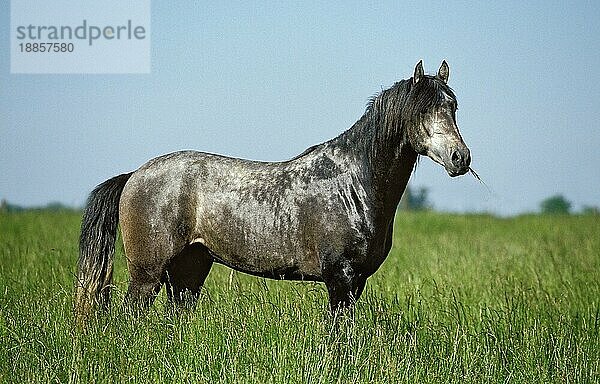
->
1 211 598 383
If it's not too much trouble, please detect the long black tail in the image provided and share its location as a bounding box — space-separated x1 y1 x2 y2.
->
75 172 132 323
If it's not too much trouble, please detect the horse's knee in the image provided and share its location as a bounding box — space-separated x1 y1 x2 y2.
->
322 262 366 313
326 281 365 312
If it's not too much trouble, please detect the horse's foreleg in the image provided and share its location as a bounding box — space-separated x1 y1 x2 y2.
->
322 259 366 314
164 243 213 310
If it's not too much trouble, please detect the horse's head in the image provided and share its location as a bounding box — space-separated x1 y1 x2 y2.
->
405 61 471 177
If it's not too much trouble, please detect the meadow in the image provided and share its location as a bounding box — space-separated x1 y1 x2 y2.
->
0 210 598 383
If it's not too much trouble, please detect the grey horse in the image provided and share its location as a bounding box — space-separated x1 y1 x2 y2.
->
75 61 471 322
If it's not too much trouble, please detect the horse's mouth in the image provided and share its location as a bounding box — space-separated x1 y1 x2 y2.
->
428 152 470 177
447 166 469 177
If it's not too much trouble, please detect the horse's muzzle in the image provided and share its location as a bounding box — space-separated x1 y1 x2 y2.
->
447 147 471 177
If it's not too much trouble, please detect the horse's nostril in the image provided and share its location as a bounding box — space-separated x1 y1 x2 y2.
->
451 150 462 166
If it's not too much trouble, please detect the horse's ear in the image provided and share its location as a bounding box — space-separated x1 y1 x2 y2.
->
437 60 449 83
413 60 424 85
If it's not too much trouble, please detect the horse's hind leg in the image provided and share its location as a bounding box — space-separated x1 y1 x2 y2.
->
124 249 164 311
122 231 173 313
124 267 164 311
164 243 213 310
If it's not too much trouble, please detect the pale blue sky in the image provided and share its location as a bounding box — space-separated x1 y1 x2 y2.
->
1 1 599 215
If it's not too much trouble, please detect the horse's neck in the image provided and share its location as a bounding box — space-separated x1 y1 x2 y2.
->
373 143 417 221
335 113 417 226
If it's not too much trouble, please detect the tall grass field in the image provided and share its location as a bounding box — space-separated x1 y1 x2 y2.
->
1 211 598 383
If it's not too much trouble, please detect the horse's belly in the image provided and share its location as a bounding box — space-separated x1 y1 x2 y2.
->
192 234 322 281
189 189 326 280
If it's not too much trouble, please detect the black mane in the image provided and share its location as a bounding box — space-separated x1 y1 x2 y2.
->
291 75 457 161
367 76 457 124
